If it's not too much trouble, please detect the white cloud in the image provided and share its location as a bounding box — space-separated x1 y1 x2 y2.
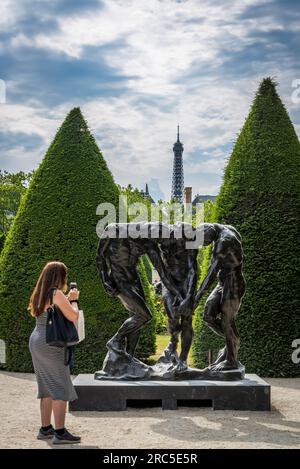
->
0 0 23 31
2 0 300 197
11 0 275 96
2 71 299 197
186 157 226 175
77 79 250 195
0 102 60 141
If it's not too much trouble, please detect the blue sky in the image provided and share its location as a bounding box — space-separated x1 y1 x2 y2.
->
0 0 300 201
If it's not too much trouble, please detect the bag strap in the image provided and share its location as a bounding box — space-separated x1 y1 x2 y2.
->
48 287 58 307
64 346 75 367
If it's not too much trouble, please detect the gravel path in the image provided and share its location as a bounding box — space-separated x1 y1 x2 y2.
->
0 371 300 449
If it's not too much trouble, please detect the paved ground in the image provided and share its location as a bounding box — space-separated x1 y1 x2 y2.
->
0 371 300 449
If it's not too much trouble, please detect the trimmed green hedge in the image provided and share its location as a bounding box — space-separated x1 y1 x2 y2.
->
0 234 4 253
193 78 300 377
0 107 156 373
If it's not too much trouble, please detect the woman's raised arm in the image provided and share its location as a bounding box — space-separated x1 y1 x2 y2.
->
53 289 79 323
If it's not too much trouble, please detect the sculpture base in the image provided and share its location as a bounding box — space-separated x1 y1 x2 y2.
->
69 374 270 412
95 348 245 381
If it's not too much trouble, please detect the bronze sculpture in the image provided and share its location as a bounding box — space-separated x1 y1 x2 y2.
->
194 223 246 372
95 222 182 379
95 221 246 380
157 223 199 372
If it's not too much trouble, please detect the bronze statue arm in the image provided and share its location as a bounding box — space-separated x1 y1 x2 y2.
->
194 256 220 308
147 244 183 302
186 254 198 298
177 254 198 316
96 237 118 296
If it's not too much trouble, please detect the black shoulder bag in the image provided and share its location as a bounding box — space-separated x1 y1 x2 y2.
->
46 287 79 366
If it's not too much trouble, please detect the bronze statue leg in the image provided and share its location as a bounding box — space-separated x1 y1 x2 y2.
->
107 285 152 356
164 293 181 359
179 314 193 369
209 295 241 371
207 271 243 371
213 271 243 369
126 328 142 357
220 298 240 367
203 285 224 338
125 276 150 356
203 285 230 367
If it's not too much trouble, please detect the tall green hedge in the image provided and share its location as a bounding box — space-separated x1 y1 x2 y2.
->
193 78 300 377
0 107 155 373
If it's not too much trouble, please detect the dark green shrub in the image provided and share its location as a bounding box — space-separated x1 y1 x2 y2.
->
0 234 4 253
0 108 156 373
193 78 300 377
135 259 157 359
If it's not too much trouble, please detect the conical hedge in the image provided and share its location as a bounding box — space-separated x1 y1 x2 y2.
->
0 107 156 373
193 78 300 377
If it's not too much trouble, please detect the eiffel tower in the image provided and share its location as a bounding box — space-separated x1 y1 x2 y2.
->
171 125 184 203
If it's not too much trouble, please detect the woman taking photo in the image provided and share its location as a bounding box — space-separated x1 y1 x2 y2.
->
28 261 81 445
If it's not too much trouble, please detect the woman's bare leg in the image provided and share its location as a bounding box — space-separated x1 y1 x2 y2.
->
52 400 67 429
40 397 53 427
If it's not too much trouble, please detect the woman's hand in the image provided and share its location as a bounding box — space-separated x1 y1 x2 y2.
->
67 289 80 302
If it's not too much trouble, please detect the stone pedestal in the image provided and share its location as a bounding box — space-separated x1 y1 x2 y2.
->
69 374 270 412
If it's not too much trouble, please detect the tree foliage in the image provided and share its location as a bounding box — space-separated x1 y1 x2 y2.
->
0 170 33 249
193 78 300 377
0 108 155 372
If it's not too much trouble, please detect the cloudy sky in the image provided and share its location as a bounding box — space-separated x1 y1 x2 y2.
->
0 0 300 200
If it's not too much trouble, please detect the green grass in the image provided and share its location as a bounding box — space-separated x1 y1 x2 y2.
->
147 334 194 366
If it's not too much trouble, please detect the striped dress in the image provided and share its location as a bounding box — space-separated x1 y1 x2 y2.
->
29 306 78 402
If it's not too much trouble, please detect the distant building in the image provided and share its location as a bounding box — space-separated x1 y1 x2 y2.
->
184 186 192 204
192 194 217 205
142 183 155 204
171 125 184 203
169 127 217 205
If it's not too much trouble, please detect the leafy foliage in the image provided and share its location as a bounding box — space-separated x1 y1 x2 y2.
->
0 170 33 250
0 108 155 372
193 78 300 377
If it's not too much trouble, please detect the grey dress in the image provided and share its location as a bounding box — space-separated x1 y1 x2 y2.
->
29 291 78 402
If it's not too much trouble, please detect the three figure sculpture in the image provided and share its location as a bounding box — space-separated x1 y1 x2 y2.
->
95 222 246 381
